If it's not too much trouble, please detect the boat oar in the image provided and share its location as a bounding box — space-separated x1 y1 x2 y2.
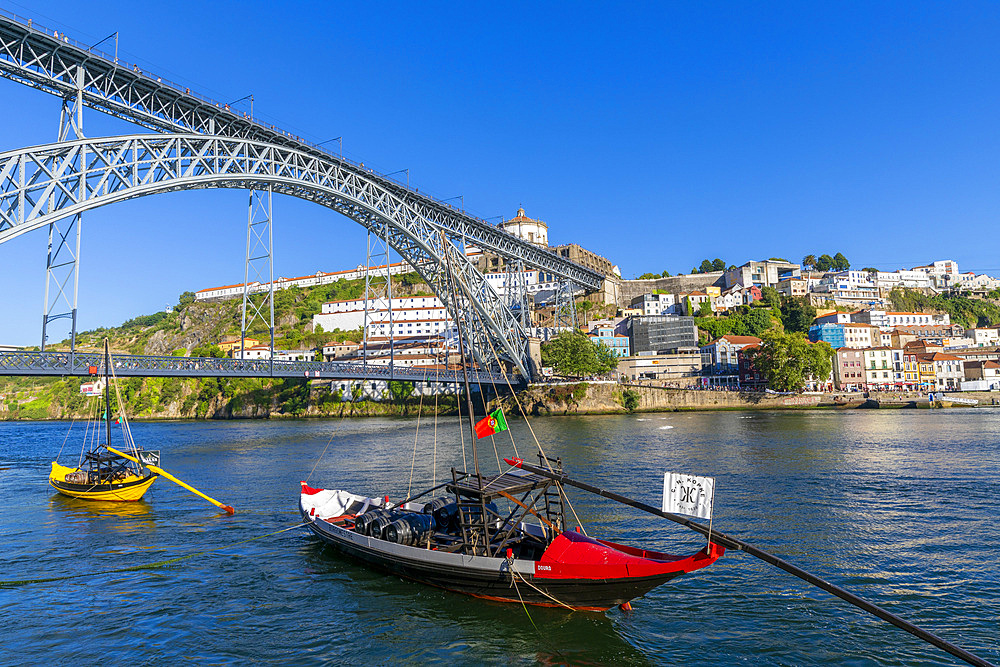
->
108 446 235 515
505 458 995 667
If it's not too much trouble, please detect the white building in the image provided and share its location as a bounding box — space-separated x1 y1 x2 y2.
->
843 323 876 349
854 310 947 328
630 293 678 316
484 269 562 297
313 296 449 334
967 327 1000 348
811 271 881 305
194 250 483 302
499 207 548 246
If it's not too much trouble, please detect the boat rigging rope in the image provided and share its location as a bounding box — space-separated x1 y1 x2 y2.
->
55 413 78 463
455 377 468 471
0 522 310 588
474 310 588 535
306 402 355 483
432 390 439 487
406 386 426 498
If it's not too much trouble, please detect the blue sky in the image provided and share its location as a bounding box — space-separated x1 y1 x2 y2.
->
3 1 1000 346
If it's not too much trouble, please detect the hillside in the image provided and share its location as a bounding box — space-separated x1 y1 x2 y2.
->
1 273 441 421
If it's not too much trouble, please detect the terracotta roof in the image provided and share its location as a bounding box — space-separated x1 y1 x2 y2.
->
714 335 763 345
919 352 963 361
197 282 250 293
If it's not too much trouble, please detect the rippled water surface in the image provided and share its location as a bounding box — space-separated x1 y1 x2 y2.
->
2 410 999 665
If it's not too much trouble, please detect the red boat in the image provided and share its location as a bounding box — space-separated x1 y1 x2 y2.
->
299 462 723 611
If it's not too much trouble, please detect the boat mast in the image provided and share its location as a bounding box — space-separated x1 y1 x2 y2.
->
440 232 482 485
103 337 111 450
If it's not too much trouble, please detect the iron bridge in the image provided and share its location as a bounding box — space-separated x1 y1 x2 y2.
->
0 11 605 381
0 350 503 384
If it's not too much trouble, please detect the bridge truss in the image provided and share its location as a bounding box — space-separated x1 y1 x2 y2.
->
0 11 604 381
0 349 501 384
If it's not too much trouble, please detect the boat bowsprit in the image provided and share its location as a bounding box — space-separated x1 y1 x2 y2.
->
299 479 724 611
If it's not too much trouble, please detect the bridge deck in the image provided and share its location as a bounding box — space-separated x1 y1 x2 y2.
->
0 351 515 384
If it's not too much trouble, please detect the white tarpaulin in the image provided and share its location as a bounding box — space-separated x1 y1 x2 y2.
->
662 472 715 519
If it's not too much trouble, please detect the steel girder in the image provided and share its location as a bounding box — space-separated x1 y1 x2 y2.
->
0 349 502 383
0 12 603 291
0 134 530 378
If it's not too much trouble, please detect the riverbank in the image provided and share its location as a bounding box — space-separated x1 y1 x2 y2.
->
510 381 1000 416
4 375 999 421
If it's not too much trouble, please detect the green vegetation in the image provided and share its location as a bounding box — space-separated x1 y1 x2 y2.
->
3 272 445 421
637 270 672 279
803 253 849 272
621 388 640 412
540 331 618 378
744 330 834 392
888 287 1000 328
691 258 726 274
695 306 775 343
779 296 816 334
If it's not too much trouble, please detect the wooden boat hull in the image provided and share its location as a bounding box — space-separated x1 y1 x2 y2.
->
49 461 157 502
300 489 723 611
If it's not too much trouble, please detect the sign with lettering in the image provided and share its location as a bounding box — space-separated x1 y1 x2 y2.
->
662 472 715 519
138 450 160 468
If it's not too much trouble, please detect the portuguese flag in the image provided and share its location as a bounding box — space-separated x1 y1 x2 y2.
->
475 408 508 439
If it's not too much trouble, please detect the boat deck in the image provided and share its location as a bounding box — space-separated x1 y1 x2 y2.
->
446 468 552 501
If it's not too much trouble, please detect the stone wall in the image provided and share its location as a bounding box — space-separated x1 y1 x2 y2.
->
618 273 725 305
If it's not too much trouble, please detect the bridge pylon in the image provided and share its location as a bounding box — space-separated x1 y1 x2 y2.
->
41 64 85 355
240 186 275 368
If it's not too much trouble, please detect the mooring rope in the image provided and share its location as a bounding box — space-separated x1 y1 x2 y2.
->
0 521 310 588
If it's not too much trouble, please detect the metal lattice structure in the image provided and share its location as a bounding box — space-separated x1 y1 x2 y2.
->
362 229 394 371
0 11 606 380
0 12 602 290
0 134 532 376
40 61 85 350
240 187 274 362
0 349 503 383
553 280 579 330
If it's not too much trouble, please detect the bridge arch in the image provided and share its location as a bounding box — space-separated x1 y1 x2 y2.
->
0 134 530 376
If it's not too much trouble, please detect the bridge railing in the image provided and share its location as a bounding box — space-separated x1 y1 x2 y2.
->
0 350 509 384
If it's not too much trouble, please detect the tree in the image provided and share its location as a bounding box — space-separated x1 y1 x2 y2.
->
711 258 726 272
174 291 196 312
388 380 415 402
779 296 816 334
699 259 714 274
745 330 834 392
351 383 363 402
577 300 594 322
541 331 618 378
815 254 835 272
833 253 850 270
697 301 714 317
638 272 660 279
191 344 224 358
802 255 817 271
661 270 671 278
760 286 781 308
743 308 774 336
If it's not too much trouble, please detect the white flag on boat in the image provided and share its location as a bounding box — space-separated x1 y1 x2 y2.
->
662 472 715 519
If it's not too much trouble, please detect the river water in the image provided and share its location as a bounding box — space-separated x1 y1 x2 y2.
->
1 410 998 665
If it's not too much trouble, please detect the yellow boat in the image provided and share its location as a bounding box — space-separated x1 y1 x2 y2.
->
49 338 159 503
49 460 157 501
